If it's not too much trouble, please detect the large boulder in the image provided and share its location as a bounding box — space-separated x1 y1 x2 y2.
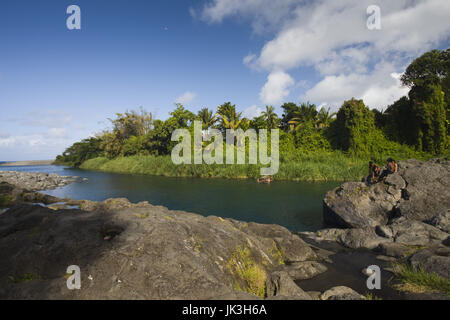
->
320 286 365 300
0 199 317 300
265 271 311 300
395 159 450 222
323 182 399 228
390 218 449 246
407 246 450 278
282 261 327 280
426 210 450 233
374 242 411 258
337 227 392 250
323 159 450 229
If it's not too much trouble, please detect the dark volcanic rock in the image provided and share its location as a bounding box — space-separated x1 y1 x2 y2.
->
265 271 311 300
282 261 328 280
426 210 450 233
0 199 317 300
390 218 449 246
323 182 398 228
320 286 365 300
323 159 450 229
407 246 450 278
337 227 391 250
0 171 78 191
395 159 450 222
0 181 62 207
375 242 411 258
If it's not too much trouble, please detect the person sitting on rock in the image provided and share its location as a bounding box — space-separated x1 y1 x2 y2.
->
379 158 398 181
365 161 381 184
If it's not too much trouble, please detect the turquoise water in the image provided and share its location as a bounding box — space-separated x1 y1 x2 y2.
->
0 165 339 232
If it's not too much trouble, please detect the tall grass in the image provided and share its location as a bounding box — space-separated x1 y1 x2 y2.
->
392 262 450 296
80 147 432 182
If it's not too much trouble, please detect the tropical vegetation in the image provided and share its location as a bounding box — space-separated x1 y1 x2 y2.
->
55 49 449 181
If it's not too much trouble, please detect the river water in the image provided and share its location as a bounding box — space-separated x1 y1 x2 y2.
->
0 165 340 232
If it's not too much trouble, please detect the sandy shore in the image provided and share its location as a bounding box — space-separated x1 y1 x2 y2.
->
0 160 54 166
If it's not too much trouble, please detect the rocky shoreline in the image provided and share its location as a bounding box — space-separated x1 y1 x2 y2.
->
0 160 54 167
0 170 86 192
0 159 448 300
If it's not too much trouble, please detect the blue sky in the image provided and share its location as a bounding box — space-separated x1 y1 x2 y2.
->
0 0 449 160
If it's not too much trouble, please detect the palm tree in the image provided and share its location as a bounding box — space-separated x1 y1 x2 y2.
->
197 108 218 129
288 102 318 131
217 102 248 131
262 106 279 130
316 107 336 129
217 102 251 146
222 116 249 130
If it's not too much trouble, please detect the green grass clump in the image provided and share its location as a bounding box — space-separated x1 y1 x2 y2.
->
134 213 149 219
269 241 285 265
0 194 12 207
9 273 36 284
392 262 450 296
364 292 383 300
227 246 267 298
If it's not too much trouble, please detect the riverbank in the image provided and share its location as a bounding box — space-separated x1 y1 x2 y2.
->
79 154 366 182
0 170 81 192
0 160 54 167
76 149 433 182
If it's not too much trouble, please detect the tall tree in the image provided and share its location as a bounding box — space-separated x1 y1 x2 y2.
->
197 108 218 129
400 48 449 153
217 102 248 131
169 104 195 128
316 107 336 129
261 105 280 130
329 98 378 154
280 102 300 131
288 102 318 131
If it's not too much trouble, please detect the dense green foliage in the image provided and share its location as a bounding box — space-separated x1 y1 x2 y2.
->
54 137 103 167
382 49 449 154
57 49 449 181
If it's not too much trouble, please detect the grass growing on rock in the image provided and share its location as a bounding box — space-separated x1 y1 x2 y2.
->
269 241 285 265
392 262 450 296
364 292 383 300
0 194 12 207
9 273 36 284
227 246 267 298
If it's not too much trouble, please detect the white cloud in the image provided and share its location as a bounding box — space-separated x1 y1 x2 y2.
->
199 0 299 33
242 105 263 119
175 91 197 105
303 62 410 110
45 128 69 139
259 71 295 105
243 53 257 67
198 0 450 109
